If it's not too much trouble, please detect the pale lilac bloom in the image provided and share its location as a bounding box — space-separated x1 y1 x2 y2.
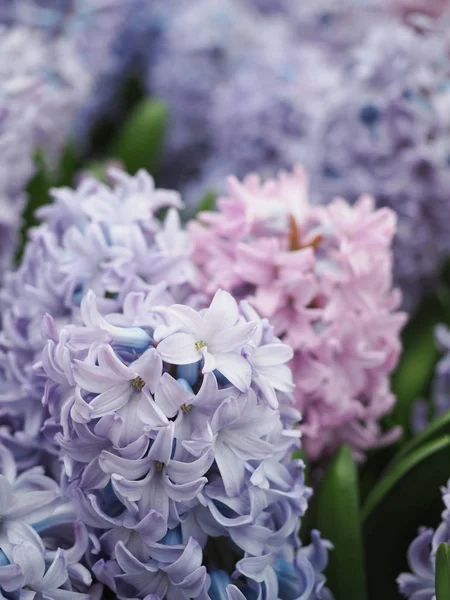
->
0 169 192 470
40 287 331 599
0 444 96 599
155 289 257 392
398 480 450 599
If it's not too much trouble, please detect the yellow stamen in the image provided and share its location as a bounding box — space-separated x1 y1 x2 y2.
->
131 376 145 391
181 403 192 413
195 340 206 351
155 461 165 472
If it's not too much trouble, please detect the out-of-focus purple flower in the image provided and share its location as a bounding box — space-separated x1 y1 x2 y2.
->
0 168 194 471
0 443 97 599
0 25 91 274
41 286 332 599
398 480 450 599
147 0 293 192
189 167 407 460
412 323 450 433
1 0 153 143
149 0 450 306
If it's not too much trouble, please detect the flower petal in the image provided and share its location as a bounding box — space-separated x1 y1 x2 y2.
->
157 333 199 365
89 383 131 419
214 353 252 392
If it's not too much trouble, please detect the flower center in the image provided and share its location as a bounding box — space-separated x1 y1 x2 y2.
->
195 340 206 351
181 403 192 413
155 461 165 472
131 376 146 391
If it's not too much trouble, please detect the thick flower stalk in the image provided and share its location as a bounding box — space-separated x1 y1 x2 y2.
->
0 443 97 599
189 167 407 460
0 25 90 273
0 168 193 471
398 480 450 599
41 287 332 599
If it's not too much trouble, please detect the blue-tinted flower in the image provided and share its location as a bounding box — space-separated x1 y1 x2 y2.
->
0 444 96 599
2 0 153 143
398 480 450 599
41 285 332 599
0 168 193 470
0 25 90 275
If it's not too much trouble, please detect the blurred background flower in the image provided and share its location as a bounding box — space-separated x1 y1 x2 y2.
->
146 0 450 308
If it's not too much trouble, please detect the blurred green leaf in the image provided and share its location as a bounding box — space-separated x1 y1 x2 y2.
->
52 142 79 188
363 436 450 599
197 191 217 213
436 542 450 600
392 409 450 467
20 150 50 230
110 99 167 175
390 294 447 438
316 445 367 600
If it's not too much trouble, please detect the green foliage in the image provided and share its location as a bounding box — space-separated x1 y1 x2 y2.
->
110 99 168 175
363 436 450 599
436 542 450 600
390 294 447 439
316 445 367 600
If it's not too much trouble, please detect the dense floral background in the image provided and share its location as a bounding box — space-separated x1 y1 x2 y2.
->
2 1 450 599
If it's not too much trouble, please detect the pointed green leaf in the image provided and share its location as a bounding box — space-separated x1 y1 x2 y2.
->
391 409 450 467
363 436 450 599
436 542 450 600
197 191 217 213
316 445 367 600
390 294 447 438
110 99 167 175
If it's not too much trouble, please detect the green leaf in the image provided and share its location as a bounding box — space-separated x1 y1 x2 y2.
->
436 542 450 600
197 191 217 213
363 436 450 600
316 445 367 600
52 142 79 188
391 409 450 467
110 99 168 175
390 294 447 438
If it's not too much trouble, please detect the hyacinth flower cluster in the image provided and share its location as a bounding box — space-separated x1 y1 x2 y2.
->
398 480 450 599
146 0 294 192
0 25 91 274
0 443 99 599
38 285 332 599
0 168 194 471
0 0 153 139
188 167 407 461
148 0 450 307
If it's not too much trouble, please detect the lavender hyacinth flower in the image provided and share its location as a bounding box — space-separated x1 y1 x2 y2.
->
0 168 194 471
398 480 450 599
0 25 90 274
40 286 332 599
1 0 153 144
0 443 97 599
412 322 450 434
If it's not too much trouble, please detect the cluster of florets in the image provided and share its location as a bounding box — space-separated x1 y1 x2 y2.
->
147 0 450 306
0 168 194 471
0 443 98 599
39 286 331 599
189 167 407 460
398 480 450 599
0 25 90 273
1 0 153 144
